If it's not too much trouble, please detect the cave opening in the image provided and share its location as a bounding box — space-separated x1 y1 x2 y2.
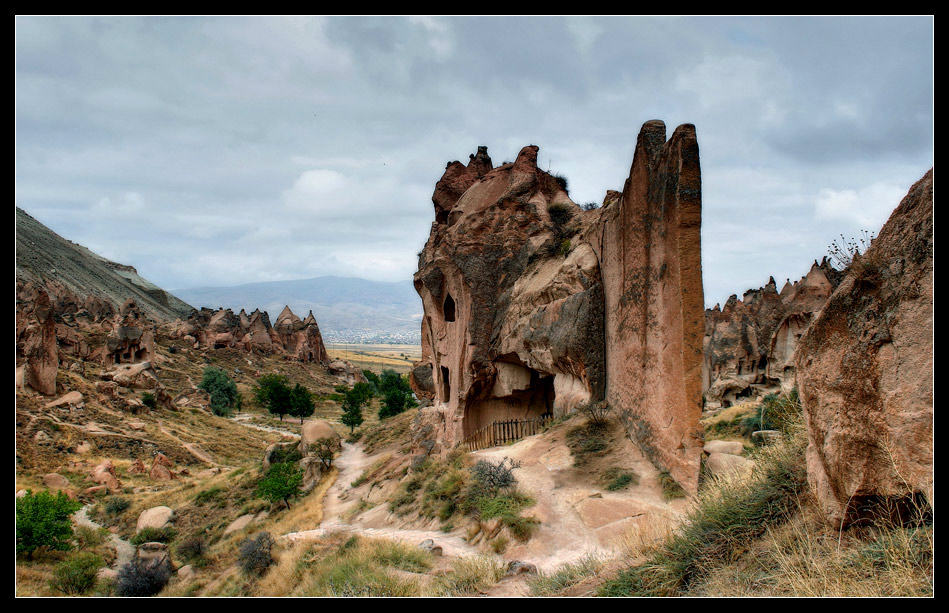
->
443 293 456 322
440 365 451 402
462 369 554 437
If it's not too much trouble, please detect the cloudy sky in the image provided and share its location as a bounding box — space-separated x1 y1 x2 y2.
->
15 16 933 307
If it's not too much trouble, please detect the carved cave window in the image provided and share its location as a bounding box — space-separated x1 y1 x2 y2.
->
443 294 456 322
440 366 451 402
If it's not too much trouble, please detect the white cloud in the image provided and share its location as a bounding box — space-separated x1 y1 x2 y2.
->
814 182 906 228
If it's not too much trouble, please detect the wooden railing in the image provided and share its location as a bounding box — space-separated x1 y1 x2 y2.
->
462 415 553 452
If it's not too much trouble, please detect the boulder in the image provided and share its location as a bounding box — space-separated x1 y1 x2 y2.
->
299 420 341 456
90 460 122 491
418 539 443 556
795 170 933 526
703 440 745 456
44 391 84 409
136 541 170 570
136 506 175 531
705 452 755 478
223 514 255 535
42 473 70 490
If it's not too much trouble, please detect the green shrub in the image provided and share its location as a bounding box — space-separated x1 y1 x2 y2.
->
602 468 639 491
530 556 603 596
194 486 224 505
176 537 208 564
50 552 104 594
141 392 157 409
75 524 109 550
566 421 610 465
198 367 240 417
256 462 303 509
130 526 176 546
105 496 131 515
15 490 83 557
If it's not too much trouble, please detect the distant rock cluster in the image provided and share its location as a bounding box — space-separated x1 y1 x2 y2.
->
172 305 328 364
703 260 844 408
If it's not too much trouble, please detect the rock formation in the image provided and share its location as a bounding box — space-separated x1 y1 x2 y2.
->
101 299 156 365
795 169 933 526
16 288 59 395
175 305 328 364
703 260 842 408
412 120 705 493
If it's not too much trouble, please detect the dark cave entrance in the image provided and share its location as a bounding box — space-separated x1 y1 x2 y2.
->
443 293 456 322
462 369 554 438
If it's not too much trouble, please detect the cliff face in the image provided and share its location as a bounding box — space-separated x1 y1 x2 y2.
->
413 120 705 493
795 170 933 525
703 260 842 408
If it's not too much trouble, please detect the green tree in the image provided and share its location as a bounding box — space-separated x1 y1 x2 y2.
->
198 367 241 417
254 374 292 421
288 383 315 425
255 463 303 509
379 388 408 420
16 490 83 558
340 386 367 433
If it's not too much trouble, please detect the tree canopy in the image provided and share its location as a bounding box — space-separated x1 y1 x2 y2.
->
198 367 241 416
16 490 83 557
254 374 292 420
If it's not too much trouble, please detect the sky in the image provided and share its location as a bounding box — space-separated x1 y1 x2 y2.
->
15 16 933 307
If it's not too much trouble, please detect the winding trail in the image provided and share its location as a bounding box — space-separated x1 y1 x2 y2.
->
230 414 301 438
283 442 477 557
74 505 135 569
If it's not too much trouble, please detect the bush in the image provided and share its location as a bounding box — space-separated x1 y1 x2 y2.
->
602 468 639 491
130 526 176 546
288 383 316 424
551 173 569 194
256 462 303 509
470 457 520 495
176 537 207 563
141 392 157 409
16 490 83 557
198 366 240 417
238 532 275 576
50 552 104 595
75 524 109 550
548 202 574 226
105 496 131 516
116 557 171 597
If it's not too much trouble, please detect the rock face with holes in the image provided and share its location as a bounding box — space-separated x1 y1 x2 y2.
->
795 170 933 526
175 305 328 364
703 261 843 409
413 120 706 493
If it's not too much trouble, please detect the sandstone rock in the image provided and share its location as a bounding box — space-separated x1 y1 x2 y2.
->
103 361 160 390
33 430 51 443
16 489 28 498
83 485 109 497
101 299 156 366
18 289 58 395
705 452 755 478
90 460 122 491
128 420 146 431
703 440 746 456
128 458 147 474
327 359 366 384
299 456 326 493
795 170 933 526
418 539 443 556
97 567 118 582
411 122 706 493
95 380 118 399
195 468 221 479
75 440 93 454
136 506 175 531
42 473 70 490
299 419 341 456
223 514 255 535
506 561 537 576
177 565 195 582
150 454 177 480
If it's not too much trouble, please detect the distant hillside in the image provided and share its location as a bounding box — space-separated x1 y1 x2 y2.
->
173 276 423 344
15 207 193 322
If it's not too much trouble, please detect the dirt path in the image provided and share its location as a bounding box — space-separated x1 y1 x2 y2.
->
74 505 135 569
283 442 477 557
230 414 301 438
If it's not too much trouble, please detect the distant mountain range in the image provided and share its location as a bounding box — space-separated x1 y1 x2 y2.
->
173 276 423 344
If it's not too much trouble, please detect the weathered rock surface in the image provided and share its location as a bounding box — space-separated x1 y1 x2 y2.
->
16 289 59 395
705 452 755 478
412 120 705 492
175 305 328 364
795 170 933 525
703 440 745 456
704 261 843 408
299 420 341 456
90 460 122 492
136 506 176 531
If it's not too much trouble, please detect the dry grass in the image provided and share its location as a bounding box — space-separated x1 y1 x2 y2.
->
326 344 420 374
619 513 678 562
267 467 337 534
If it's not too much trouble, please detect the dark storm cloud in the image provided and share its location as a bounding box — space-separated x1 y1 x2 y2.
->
15 16 933 306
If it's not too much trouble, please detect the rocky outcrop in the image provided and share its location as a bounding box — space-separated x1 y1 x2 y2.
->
412 120 705 493
703 260 842 408
795 170 933 526
100 299 156 366
175 305 328 364
16 289 59 395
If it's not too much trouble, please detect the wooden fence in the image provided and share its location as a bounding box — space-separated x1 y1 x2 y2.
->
462 415 552 452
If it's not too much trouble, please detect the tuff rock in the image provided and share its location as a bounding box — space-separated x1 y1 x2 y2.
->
795 170 933 526
412 120 705 493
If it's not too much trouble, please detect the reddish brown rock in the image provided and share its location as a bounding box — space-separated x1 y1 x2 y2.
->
90 460 122 492
101 299 156 365
795 170 933 526
412 120 705 493
128 458 147 474
595 120 705 494
149 453 177 481
18 289 59 395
